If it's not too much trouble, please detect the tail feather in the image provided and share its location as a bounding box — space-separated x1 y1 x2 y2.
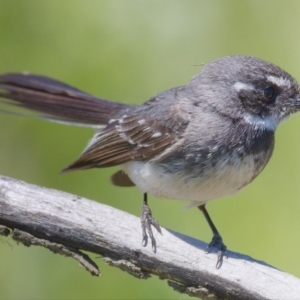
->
0 73 131 126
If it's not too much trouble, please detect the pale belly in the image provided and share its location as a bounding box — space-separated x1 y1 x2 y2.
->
122 152 263 207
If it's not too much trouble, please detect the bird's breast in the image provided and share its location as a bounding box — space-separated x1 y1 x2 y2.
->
123 129 274 207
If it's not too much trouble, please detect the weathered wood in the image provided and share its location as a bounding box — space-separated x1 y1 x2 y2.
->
0 175 299 299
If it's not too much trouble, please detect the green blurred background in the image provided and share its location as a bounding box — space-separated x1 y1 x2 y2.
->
1 0 300 299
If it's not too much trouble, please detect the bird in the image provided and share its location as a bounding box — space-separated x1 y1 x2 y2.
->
0 55 299 268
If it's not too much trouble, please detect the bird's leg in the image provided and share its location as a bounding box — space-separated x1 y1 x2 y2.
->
198 204 227 268
141 193 162 252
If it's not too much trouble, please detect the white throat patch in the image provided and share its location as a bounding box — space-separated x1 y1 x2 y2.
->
243 113 278 131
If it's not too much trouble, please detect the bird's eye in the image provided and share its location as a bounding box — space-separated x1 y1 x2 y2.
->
263 86 275 100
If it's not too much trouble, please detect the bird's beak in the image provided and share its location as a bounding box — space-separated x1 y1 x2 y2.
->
289 95 300 110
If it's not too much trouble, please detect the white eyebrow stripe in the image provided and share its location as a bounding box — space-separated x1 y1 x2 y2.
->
233 82 254 92
267 75 291 87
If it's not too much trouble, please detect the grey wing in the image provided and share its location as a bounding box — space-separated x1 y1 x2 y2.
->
62 88 191 173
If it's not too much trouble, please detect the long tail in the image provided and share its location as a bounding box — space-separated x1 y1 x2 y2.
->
0 73 132 127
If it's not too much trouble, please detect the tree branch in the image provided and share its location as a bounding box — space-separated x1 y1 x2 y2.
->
0 175 299 299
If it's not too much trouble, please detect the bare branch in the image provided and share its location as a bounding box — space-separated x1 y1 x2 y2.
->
0 175 299 299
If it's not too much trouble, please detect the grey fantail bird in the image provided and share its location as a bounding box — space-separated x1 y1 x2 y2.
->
1 55 300 268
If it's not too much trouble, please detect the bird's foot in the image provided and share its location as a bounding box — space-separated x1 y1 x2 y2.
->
141 202 162 252
205 233 228 268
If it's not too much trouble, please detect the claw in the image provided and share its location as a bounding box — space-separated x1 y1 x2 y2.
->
205 233 227 268
141 197 162 252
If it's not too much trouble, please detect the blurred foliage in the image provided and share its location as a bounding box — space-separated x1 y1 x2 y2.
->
1 0 300 299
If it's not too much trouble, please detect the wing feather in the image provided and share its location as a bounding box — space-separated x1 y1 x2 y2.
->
63 88 191 171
